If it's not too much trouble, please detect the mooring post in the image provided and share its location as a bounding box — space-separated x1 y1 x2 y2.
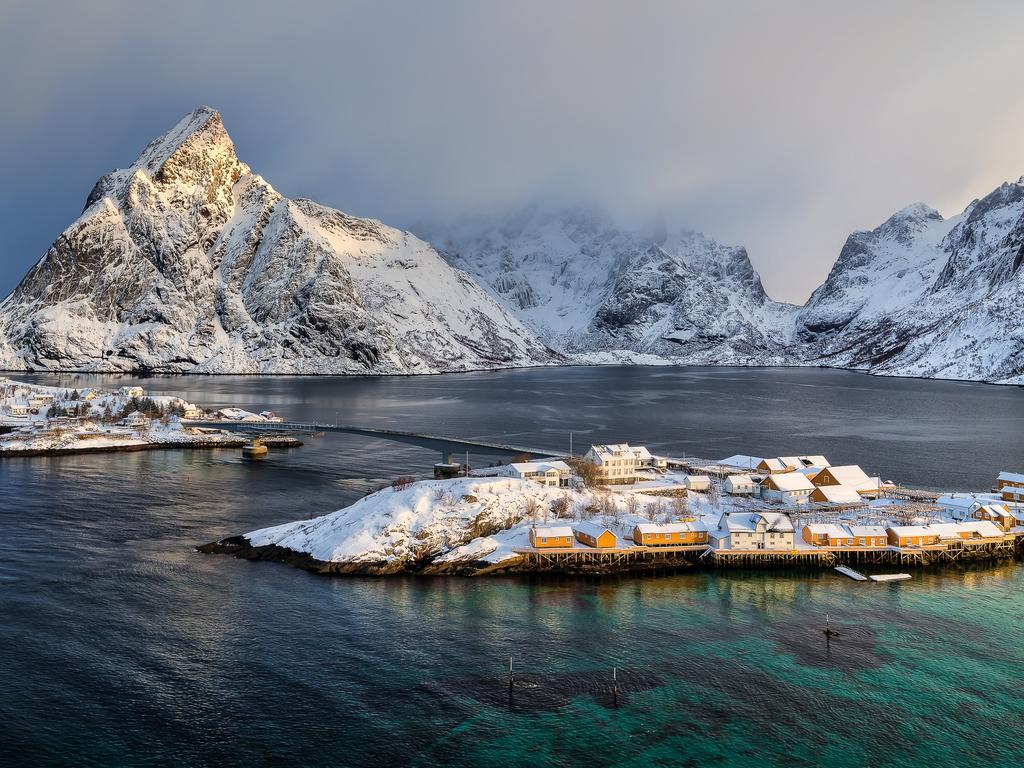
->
613 666 618 707
509 656 514 691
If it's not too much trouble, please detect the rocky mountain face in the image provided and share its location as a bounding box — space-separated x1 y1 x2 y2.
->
423 209 798 365
797 179 1024 383
0 107 557 374
2 106 1021 383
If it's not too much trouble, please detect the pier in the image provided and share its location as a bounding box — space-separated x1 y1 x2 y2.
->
182 420 554 460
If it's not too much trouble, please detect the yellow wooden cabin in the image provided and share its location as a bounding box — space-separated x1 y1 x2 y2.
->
529 526 574 549
632 522 709 546
886 526 939 547
572 522 617 548
972 504 1015 531
997 472 1024 503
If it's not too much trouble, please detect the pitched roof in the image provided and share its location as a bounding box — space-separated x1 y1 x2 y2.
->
719 455 763 468
757 512 795 532
998 471 1024 484
811 484 863 504
532 526 573 538
572 521 616 539
848 525 887 537
635 521 708 534
764 472 815 492
887 525 934 536
820 465 874 489
759 458 787 472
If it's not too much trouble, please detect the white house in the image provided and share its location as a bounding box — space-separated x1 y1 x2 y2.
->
584 443 647 485
120 411 149 428
724 474 757 495
683 475 711 491
937 493 990 518
6 404 28 418
182 405 204 420
759 472 815 505
121 386 145 399
720 511 795 550
503 460 571 487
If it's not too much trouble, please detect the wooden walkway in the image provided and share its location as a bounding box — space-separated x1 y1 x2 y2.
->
182 420 553 458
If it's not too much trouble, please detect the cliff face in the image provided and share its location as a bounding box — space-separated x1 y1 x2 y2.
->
797 180 1024 383
0 107 558 374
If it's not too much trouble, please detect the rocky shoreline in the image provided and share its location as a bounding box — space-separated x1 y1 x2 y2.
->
198 532 1022 578
0 436 302 458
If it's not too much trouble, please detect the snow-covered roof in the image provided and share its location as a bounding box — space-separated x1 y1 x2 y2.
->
998 471 1024 484
957 520 1004 538
725 474 755 484
634 521 708 534
757 512 795 532
848 525 887 537
509 460 570 474
977 504 1012 517
764 472 815 492
759 458 787 472
572 521 616 539
720 454 763 468
888 525 934 537
684 474 710 486
724 513 757 533
819 465 875 489
533 525 573 538
811 484 862 504
808 523 852 539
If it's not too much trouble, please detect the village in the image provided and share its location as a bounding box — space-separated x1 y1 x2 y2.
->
465 443 1024 573
0 377 289 456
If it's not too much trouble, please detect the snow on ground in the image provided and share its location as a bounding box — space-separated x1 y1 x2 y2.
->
243 474 760 567
0 376 271 453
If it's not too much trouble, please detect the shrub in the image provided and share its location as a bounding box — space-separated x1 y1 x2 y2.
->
391 476 416 492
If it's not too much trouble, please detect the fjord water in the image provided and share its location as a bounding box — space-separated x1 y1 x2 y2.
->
2 367 1024 767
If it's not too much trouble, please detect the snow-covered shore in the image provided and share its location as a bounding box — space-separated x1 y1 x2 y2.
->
0 377 290 456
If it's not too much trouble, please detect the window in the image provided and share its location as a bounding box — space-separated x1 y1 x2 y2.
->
540 537 547 544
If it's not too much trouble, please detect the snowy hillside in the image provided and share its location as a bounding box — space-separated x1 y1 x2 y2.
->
240 475 727 574
0 107 558 374
798 179 1024 384
423 209 798 365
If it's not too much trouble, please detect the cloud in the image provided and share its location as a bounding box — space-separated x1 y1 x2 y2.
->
1 0 1022 303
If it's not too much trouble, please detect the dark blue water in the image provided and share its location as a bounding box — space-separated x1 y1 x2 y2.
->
2 367 1024 767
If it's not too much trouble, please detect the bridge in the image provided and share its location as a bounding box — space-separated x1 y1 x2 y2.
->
180 420 556 461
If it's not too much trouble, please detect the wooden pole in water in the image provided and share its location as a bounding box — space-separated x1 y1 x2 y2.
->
509 656 514 690
613 666 618 707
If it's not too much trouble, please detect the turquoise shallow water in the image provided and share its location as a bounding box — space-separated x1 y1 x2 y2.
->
2 367 1023 766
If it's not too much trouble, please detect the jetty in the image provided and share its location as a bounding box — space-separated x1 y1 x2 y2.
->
835 565 867 581
183 419 552 460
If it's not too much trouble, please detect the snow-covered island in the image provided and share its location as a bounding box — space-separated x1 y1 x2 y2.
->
203 445 1024 576
0 377 294 456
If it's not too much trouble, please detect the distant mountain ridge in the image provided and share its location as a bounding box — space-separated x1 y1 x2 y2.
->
1 106 1021 383
422 209 798 367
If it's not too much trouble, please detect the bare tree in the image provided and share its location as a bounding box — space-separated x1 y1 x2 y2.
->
524 497 541 524
566 457 601 487
671 493 688 520
550 494 570 520
625 494 641 519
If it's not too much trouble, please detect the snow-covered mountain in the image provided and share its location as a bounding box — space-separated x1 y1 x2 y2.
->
2 105 1021 383
0 107 557 374
422 209 798 365
797 179 1024 383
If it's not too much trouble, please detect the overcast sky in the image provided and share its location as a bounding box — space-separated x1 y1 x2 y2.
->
2 0 1023 303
